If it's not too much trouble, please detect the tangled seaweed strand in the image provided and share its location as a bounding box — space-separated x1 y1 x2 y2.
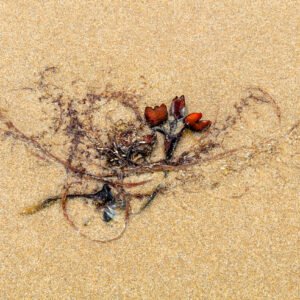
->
1 67 295 243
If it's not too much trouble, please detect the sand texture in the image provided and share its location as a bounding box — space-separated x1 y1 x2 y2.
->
0 1 299 299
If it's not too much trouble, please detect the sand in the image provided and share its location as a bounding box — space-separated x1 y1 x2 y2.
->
0 1 299 299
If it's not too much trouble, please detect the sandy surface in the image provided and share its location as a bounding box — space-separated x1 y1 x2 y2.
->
0 1 299 299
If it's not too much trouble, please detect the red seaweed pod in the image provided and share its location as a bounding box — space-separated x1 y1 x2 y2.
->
144 104 168 127
170 95 186 119
184 113 211 132
184 112 202 125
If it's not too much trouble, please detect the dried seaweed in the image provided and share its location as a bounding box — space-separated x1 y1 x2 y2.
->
1 66 294 243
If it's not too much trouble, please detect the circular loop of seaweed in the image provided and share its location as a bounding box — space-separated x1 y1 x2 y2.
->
61 182 129 243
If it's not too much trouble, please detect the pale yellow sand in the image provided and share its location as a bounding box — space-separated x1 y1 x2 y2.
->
0 1 299 299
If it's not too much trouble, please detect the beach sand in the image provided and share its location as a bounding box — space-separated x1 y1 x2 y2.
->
0 1 299 299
